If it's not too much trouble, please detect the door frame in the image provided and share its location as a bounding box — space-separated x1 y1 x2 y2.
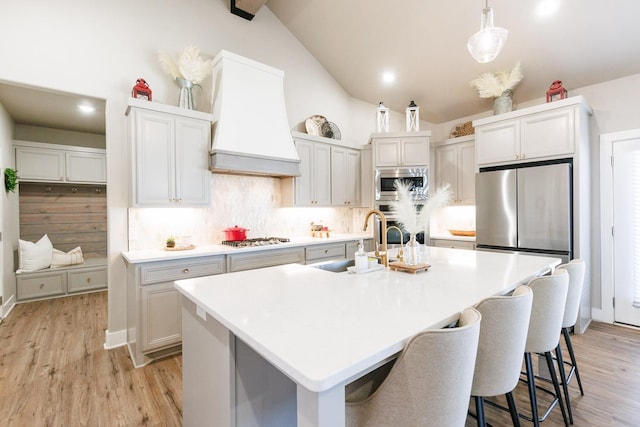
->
597 128 640 324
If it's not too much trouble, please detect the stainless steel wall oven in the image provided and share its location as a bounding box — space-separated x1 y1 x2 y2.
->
374 202 426 246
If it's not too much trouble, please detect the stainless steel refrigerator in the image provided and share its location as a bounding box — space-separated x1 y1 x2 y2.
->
475 160 572 263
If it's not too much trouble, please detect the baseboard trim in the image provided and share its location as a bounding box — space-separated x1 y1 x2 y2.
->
104 329 127 350
1 295 16 319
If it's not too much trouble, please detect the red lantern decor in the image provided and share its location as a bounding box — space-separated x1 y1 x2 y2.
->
132 78 152 101
546 80 567 103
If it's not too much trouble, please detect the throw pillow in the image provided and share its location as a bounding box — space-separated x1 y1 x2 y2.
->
51 246 84 268
17 234 53 273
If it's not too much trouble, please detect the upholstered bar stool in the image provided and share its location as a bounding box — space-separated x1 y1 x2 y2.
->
523 269 570 427
554 259 586 424
345 307 481 427
470 285 533 427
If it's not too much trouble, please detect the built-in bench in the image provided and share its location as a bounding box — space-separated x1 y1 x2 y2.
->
15 258 107 301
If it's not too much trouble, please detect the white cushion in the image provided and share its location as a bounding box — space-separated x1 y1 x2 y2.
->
17 234 53 273
51 246 84 268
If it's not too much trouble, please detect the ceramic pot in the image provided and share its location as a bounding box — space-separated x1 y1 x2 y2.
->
224 225 249 241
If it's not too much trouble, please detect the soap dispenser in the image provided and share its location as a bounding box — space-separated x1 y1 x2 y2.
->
355 239 368 272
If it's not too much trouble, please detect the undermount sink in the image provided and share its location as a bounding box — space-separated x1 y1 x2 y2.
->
311 259 355 273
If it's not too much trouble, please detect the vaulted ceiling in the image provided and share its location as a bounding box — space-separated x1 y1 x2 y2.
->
267 0 640 123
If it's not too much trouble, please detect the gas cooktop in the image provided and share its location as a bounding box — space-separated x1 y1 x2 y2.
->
221 237 290 248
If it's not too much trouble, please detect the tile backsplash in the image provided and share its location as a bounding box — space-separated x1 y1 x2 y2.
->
128 174 371 250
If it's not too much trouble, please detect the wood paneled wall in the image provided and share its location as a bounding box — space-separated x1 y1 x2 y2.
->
19 183 107 259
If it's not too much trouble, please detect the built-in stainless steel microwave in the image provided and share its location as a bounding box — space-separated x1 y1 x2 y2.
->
375 167 428 201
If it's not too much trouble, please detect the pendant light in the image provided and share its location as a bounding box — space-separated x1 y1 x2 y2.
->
467 0 508 63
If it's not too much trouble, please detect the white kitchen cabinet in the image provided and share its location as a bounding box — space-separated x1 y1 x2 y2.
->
331 146 361 206
288 139 331 207
371 131 431 167
126 99 213 207
14 141 106 184
434 136 475 205
475 100 576 166
430 238 475 250
127 255 225 367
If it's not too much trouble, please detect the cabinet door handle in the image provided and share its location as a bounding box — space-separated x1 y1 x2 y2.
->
183 268 190 274
86 277 91 283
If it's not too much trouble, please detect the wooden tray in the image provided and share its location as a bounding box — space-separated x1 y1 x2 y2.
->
388 261 431 274
164 244 196 251
448 229 476 237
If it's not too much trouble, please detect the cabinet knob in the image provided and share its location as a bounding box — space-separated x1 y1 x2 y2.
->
514 154 519 159
176 198 182 203
324 249 329 254
183 268 190 274
86 277 91 283
40 283 45 289
521 154 526 159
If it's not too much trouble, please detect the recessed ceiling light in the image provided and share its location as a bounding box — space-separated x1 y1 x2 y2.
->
382 71 396 84
536 0 559 17
78 104 95 114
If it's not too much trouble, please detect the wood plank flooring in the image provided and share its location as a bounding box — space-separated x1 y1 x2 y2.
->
0 292 638 426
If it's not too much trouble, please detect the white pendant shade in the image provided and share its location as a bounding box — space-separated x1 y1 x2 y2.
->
467 7 508 63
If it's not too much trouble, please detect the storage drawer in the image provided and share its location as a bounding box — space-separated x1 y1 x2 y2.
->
68 267 107 293
140 256 225 285
306 243 346 262
17 272 66 300
431 239 476 250
227 247 305 273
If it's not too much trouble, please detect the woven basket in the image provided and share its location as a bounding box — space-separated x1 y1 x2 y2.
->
449 121 475 138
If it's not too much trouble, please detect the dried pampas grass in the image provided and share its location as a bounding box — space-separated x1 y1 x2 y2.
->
390 181 451 236
471 62 523 98
158 46 214 84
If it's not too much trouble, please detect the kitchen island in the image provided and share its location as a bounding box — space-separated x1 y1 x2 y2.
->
174 247 560 427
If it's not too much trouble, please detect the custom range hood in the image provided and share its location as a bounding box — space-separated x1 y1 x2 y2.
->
209 50 300 177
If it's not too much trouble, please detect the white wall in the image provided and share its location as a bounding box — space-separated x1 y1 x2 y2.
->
0 102 17 318
14 125 106 149
0 0 395 344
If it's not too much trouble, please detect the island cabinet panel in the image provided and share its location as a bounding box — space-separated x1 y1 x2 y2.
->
128 255 225 367
227 247 305 273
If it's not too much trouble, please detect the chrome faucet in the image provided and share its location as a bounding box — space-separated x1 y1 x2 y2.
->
386 225 404 263
363 209 388 267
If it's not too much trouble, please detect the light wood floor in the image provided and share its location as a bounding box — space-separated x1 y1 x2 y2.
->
1 292 639 426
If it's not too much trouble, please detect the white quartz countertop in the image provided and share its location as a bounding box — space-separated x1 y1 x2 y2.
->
121 233 373 264
174 247 560 393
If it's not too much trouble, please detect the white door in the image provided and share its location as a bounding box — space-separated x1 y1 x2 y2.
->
613 137 640 327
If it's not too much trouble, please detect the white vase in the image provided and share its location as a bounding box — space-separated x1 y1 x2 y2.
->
493 89 513 115
405 234 420 266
